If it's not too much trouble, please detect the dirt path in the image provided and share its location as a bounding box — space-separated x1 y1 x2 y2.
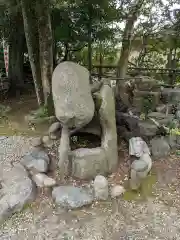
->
0 136 180 239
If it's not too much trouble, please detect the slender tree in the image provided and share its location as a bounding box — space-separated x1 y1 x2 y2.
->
21 0 44 106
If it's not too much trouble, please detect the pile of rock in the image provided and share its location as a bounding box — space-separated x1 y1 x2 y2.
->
51 61 118 180
52 175 125 210
21 148 56 188
129 137 152 190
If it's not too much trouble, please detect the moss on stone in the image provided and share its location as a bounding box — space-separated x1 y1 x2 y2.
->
123 173 157 201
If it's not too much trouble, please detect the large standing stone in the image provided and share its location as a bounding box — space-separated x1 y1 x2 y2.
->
52 186 93 209
99 84 118 172
150 137 170 158
71 83 118 180
52 61 95 128
0 164 35 222
93 175 109 200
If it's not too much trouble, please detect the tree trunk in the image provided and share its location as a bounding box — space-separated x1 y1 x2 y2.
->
8 10 25 95
166 47 173 68
8 33 25 94
98 41 103 80
88 4 92 82
64 42 69 61
137 34 148 67
21 0 44 106
116 0 145 95
37 0 54 116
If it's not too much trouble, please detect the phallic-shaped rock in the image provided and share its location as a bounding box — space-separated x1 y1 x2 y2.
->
52 61 95 129
99 84 118 172
93 175 109 200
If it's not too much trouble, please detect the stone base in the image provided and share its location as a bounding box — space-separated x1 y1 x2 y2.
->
71 147 108 180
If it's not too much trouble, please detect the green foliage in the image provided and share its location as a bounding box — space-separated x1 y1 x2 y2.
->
141 94 154 118
30 106 49 119
52 0 119 61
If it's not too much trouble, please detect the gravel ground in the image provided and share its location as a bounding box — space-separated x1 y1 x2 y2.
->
0 136 180 240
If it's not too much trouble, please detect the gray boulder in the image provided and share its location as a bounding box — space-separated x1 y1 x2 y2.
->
150 137 170 158
52 186 93 209
175 110 180 121
148 112 174 125
139 153 152 172
21 149 50 173
131 159 148 172
52 61 95 128
165 135 177 149
0 164 35 222
139 120 158 137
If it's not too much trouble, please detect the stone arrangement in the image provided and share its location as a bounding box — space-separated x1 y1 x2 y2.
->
129 137 152 190
51 61 118 180
2 62 180 222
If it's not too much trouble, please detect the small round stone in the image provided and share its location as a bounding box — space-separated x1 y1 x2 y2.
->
32 137 43 147
111 185 125 198
42 135 54 148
